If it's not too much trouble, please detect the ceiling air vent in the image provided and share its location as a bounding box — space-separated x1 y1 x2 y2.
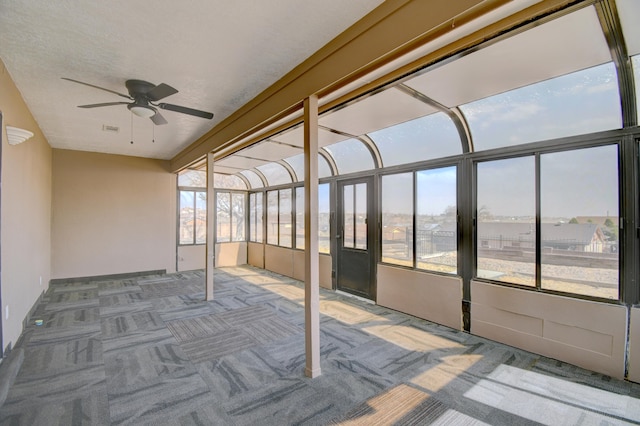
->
102 125 119 133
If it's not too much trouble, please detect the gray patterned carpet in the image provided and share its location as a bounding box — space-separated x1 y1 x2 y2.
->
1 265 639 425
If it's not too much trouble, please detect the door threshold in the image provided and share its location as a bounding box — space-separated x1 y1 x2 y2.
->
335 290 375 305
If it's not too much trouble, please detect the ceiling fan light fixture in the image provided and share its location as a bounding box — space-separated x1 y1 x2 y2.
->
128 104 156 118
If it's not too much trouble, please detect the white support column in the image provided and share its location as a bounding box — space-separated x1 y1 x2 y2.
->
205 152 215 301
304 95 321 378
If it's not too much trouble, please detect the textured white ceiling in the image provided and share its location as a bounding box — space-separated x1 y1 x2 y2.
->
0 0 384 159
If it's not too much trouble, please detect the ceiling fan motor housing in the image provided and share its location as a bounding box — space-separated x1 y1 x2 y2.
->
125 79 157 98
126 80 163 118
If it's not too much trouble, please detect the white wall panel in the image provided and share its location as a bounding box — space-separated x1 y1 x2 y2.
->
377 265 462 330
471 280 627 379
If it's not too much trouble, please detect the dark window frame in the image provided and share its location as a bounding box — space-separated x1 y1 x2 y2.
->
472 138 623 303
378 163 459 276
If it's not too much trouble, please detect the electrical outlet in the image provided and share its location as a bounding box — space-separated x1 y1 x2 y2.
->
39 275 42 286
5 305 8 320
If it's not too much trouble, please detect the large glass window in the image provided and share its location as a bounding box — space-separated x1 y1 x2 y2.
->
249 192 262 242
179 190 207 245
318 155 333 178
179 191 195 245
381 173 413 266
178 169 206 245
380 166 457 273
293 184 332 253
416 166 457 274
319 183 330 254
634 55 640 125
241 170 264 189
249 193 257 242
295 187 304 249
214 174 247 190
343 185 354 248
195 193 207 244
325 139 375 175
540 145 619 299
617 0 640 123
476 146 619 300
231 193 246 241
342 183 368 249
267 190 278 245
355 184 367 249
284 154 333 181
463 63 622 151
178 169 206 187
279 189 292 247
257 162 292 186
265 189 293 247
215 192 246 242
255 192 263 243
477 157 536 286
371 113 462 167
216 192 231 243
249 192 264 243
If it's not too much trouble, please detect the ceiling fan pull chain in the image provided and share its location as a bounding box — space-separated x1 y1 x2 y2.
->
130 113 134 144
152 122 155 143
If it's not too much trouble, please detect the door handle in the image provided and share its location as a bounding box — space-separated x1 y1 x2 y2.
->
336 235 341 239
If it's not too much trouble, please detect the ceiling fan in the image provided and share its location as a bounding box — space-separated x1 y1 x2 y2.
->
62 77 214 125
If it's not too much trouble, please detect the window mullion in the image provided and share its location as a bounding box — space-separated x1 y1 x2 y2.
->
412 171 417 268
535 154 541 290
193 190 198 245
230 192 234 242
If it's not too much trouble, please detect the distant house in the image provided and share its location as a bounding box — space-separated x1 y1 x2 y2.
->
478 222 607 253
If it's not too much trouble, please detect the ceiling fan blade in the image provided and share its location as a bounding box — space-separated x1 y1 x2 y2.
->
62 77 131 99
78 102 130 108
158 103 214 119
150 111 168 125
146 83 178 102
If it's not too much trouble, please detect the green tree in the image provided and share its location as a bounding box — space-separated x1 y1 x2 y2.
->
569 217 578 224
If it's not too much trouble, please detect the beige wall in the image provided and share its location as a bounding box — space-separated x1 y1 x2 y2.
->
215 242 247 267
292 250 332 289
0 60 52 351
263 245 331 287
248 242 264 269
178 242 247 271
51 150 176 279
319 254 332 290
377 265 462 330
265 245 295 278
177 245 204 271
471 280 627 379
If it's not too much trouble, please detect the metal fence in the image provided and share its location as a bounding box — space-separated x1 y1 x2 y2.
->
414 230 456 258
385 229 617 261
